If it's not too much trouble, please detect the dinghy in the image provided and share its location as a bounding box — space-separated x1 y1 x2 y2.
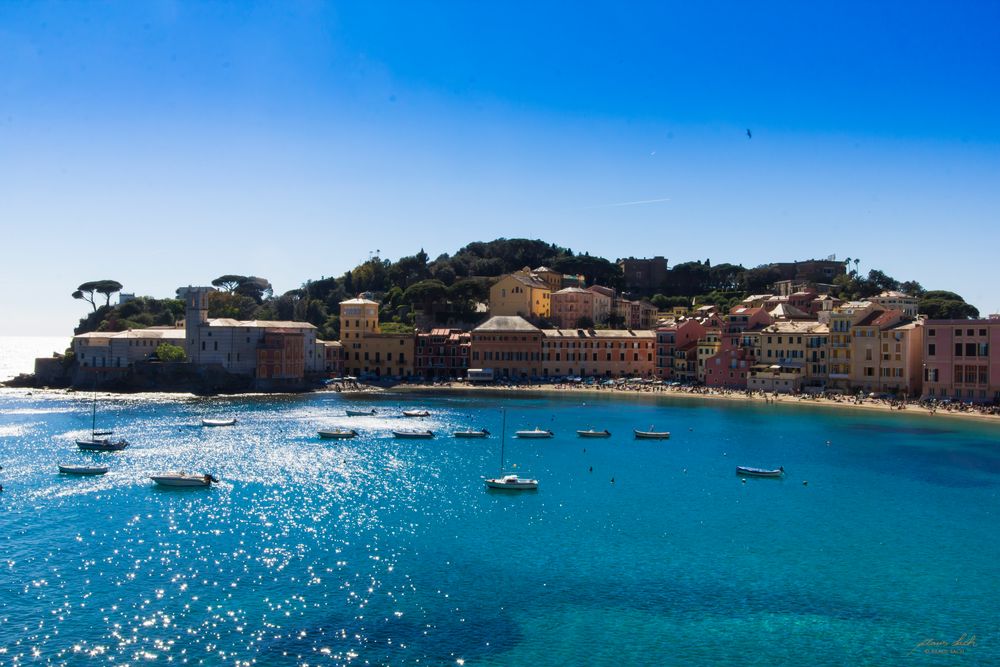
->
58 464 109 476
151 472 219 488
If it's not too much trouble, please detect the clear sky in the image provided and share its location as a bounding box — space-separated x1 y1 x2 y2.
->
1 1 998 335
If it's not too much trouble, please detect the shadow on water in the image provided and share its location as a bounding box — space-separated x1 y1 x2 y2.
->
259 603 523 664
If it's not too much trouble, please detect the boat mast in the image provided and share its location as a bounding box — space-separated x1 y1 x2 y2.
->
91 375 98 437
499 408 506 475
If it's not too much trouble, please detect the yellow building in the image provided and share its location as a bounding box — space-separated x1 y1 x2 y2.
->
696 330 721 383
339 297 415 379
488 270 552 319
748 321 829 392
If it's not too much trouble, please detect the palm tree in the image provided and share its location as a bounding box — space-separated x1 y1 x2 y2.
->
853 258 860 276
844 257 852 276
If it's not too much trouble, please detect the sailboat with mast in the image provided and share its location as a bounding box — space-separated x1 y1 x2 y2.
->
76 383 129 452
484 409 538 490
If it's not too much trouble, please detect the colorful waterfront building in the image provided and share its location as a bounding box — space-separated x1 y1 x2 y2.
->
470 316 544 379
339 296 414 379
921 317 1000 403
747 320 829 393
703 306 773 388
540 328 655 378
415 328 471 380
655 319 707 380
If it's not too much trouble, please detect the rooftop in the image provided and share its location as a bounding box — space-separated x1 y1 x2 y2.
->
473 316 541 332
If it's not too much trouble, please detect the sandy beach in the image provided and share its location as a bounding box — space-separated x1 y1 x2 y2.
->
373 381 1000 425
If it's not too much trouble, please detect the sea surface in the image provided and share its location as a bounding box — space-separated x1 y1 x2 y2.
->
0 336 71 382
0 388 997 665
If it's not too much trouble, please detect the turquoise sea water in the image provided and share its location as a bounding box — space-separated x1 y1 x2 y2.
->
0 388 997 665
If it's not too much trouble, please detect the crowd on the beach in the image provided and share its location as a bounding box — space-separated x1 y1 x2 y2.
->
339 377 1000 419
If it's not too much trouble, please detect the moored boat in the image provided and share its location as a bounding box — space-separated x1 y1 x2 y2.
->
484 473 538 490
318 429 358 439
577 429 611 438
515 427 554 439
392 429 434 439
151 472 219 487
58 464 109 475
402 409 430 417
454 429 490 438
633 428 670 440
346 409 377 416
202 418 236 427
76 437 130 451
736 466 784 478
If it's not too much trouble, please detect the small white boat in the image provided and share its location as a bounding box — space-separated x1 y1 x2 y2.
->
58 464 109 476
736 466 784 478
633 428 670 440
454 429 490 438
76 437 130 451
346 409 377 416
392 429 434 439
402 409 430 417
150 472 219 488
318 429 358 439
484 473 538 490
577 429 611 438
202 418 236 427
515 428 554 439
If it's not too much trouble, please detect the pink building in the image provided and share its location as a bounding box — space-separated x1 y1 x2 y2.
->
922 317 1000 403
704 306 774 388
655 319 707 380
550 287 598 328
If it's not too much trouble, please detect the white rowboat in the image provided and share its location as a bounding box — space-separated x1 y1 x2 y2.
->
633 428 670 440
454 429 490 438
59 464 109 475
392 430 434 439
318 429 358 439
402 410 430 417
202 418 236 427
577 429 611 438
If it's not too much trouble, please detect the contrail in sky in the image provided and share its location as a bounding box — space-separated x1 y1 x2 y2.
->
583 197 671 209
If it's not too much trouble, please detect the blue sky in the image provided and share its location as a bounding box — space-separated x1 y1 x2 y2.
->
1 1 998 335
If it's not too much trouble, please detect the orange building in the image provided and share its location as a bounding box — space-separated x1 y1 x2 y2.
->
540 328 655 378
470 316 543 379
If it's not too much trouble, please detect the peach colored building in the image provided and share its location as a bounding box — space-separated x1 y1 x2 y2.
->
339 296 414 379
470 316 544 379
541 328 655 378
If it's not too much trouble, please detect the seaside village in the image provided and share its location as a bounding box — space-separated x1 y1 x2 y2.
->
58 258 1000 405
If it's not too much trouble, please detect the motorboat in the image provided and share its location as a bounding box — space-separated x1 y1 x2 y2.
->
515 428 554 439
76 437 130 451
346 409 377 416
484 473 539 490
392 429 434 439
151 472 219 488
577 429 611 438
318 429 359 439
736 466 785 478
202 418 236 427
58 464 109 475
454 429 490 438
402 409 431 417
633 428 671 440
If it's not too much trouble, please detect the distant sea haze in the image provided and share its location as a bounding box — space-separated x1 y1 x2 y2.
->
0 336 70 381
